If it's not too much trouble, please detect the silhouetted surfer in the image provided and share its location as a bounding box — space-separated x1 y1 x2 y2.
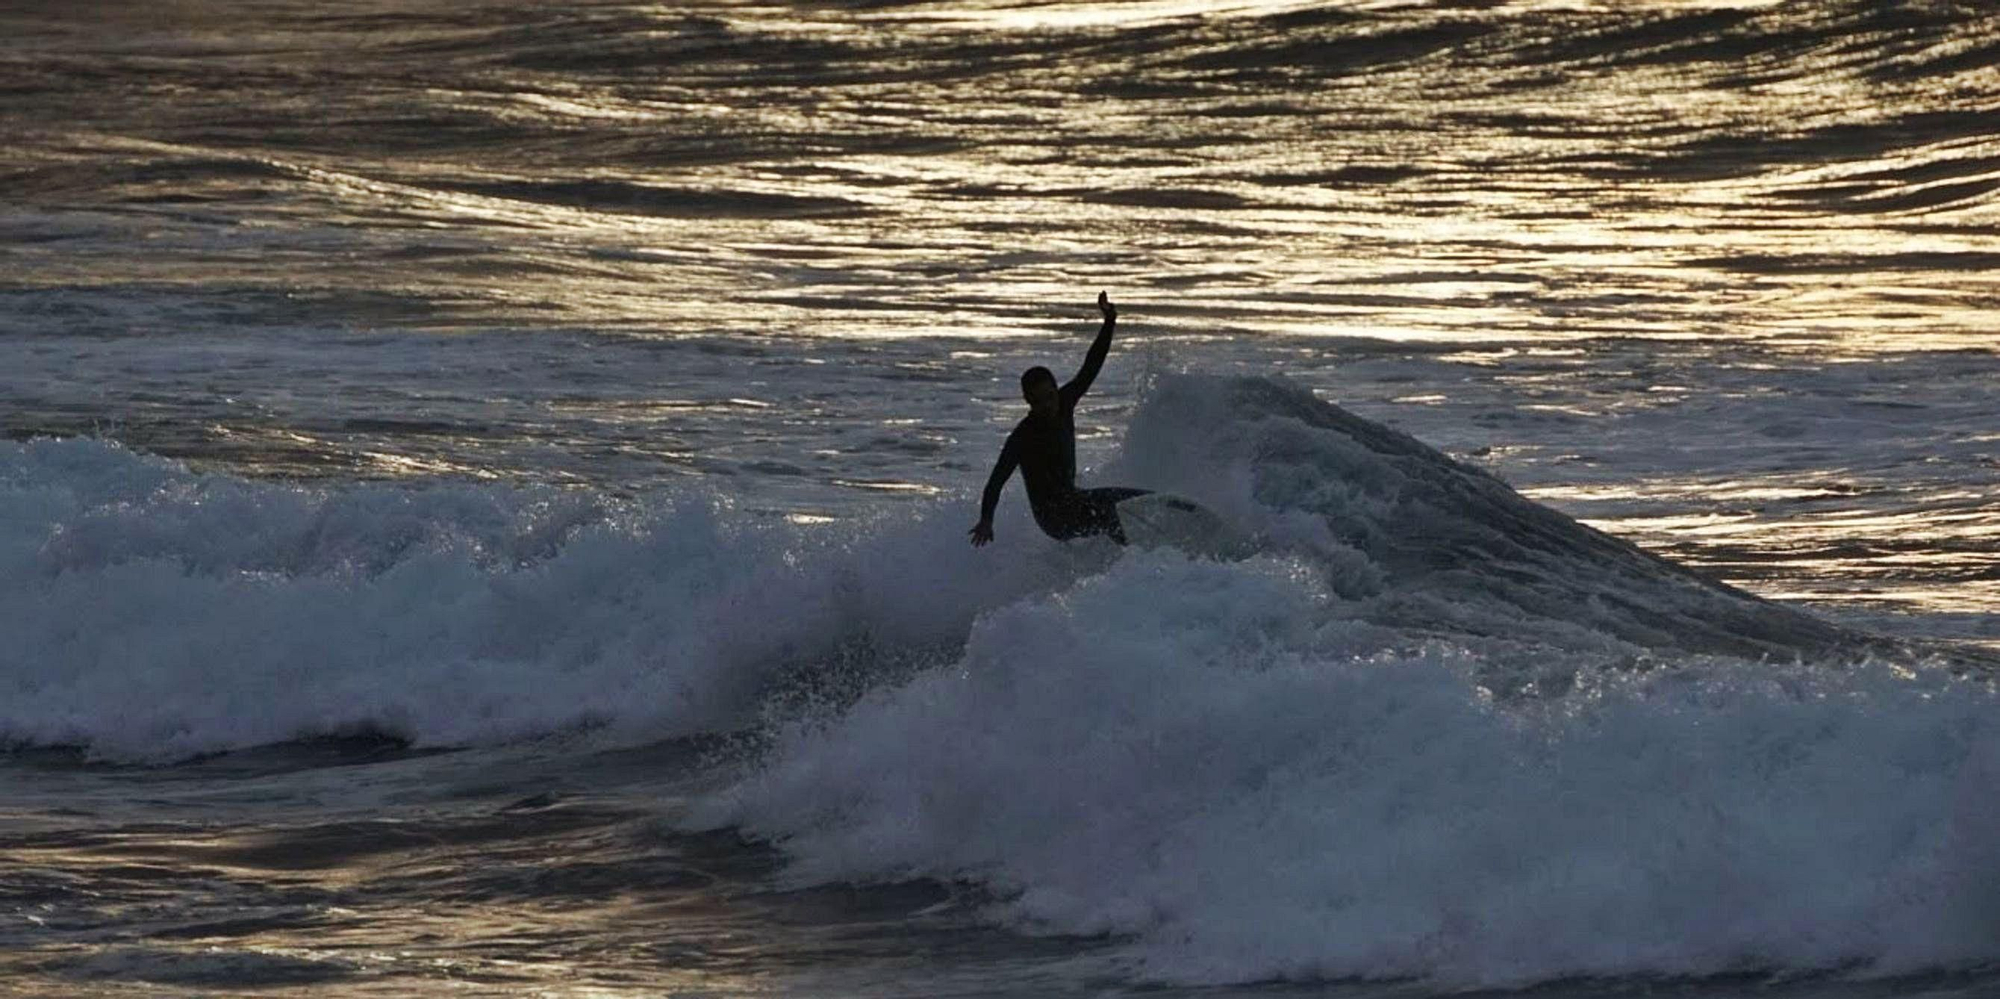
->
970 291 1149 547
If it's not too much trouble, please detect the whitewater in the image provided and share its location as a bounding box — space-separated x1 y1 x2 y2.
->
5 0 2000 996
8 375 1999 994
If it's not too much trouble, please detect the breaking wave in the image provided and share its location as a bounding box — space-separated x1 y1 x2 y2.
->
9 374 1997 985
688 377 2000 989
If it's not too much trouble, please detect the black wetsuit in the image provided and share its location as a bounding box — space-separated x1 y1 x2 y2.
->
978 313 1149 543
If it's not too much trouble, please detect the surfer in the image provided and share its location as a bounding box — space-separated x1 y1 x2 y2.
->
969 291 1149 547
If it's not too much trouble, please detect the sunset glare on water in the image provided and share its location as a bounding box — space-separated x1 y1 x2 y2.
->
4 2 2000 996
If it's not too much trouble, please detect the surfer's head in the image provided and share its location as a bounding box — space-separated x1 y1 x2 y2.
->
1020 366 1059 415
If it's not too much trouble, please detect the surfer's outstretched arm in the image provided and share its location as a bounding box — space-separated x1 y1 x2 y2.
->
970 433 1021 547
1059 291 1117 405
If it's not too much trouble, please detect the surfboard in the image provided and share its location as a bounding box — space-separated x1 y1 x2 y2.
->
1114 493 1250 559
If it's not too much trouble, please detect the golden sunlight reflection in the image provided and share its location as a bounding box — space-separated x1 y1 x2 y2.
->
869 0 1324 30
273 0 1992 354
1 815 785 997
1572 500 2000 615
10 2 2000 994
49 0 1997 357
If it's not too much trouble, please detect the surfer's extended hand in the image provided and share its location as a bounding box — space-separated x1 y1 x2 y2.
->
1098 290 1115 322
969 520 994 547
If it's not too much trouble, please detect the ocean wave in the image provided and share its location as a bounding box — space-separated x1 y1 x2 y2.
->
0 439 1076 761
677 373 2000 988
1 375 1971 763
1110 374 1878 668
14 376 2000 987
694 547 2000 987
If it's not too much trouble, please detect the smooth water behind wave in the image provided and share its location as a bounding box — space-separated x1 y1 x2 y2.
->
6 0 1997 344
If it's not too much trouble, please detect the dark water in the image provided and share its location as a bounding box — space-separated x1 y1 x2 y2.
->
4 1 2000 995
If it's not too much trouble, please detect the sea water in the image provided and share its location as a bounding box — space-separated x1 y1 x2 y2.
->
3 1 1999 996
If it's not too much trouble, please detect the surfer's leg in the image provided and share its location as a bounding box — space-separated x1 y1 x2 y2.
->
1086 487 1151 505
1076 487 1150 545
1032 489 1151 543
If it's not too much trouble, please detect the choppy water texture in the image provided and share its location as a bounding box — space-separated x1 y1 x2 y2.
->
4 1 1999 996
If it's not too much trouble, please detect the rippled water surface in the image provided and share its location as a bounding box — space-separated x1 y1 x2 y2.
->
4 1 2000 996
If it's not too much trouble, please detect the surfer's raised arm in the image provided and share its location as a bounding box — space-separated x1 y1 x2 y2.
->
970 432 1021 547
1059 291 1117 405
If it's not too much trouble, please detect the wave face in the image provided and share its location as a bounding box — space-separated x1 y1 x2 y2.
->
1113 375 1864 666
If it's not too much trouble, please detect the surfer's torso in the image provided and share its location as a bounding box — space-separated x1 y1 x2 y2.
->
1005 405 1078 511
996 404 1147 541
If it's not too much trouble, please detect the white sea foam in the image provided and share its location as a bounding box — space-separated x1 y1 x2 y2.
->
2 374 1955 763
13 376 2000 988
694 547 2000 987
680 374 2000 988
2 374 1848 762
0 438 1082 761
